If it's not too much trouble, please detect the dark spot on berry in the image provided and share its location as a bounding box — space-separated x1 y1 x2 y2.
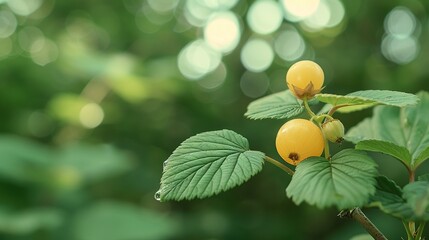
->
288 153 299 161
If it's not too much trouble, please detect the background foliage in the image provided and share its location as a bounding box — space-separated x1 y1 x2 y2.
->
1 0 429 239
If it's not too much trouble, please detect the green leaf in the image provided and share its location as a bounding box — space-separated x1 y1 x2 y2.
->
55 144 132 183
403 181 429 218
73 201 178 240
368 176 429 221
368 176 415 220
0 136 52 183
418 174 429 182
286 149 378 209
244 90 304 120
346 91 429 169
350 234 374 240
0 208 63 235
356 140 412 167
414 146 429 168
159 130 265 201
316 90 418 113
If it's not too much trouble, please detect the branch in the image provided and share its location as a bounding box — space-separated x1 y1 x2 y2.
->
338 208 387 240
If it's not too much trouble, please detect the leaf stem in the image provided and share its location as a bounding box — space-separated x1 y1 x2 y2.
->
338 208 387 240
403 220 413 240
303 97 316 118
406 167 416 238
328 104 350 116
415 222 426 240
324 141 331 160
408 168 415 183
264 156 294 176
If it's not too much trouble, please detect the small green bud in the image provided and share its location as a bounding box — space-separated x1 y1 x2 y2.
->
322 119 345 143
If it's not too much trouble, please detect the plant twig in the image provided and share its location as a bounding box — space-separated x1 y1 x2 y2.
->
338 208 387 240
264 156 294 176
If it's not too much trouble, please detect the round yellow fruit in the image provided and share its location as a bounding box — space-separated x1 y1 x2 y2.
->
276 119 325 165
286 60 324 99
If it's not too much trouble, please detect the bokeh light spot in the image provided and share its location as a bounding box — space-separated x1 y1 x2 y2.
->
303 0 330 30
204 11 240 54
185 0 213 27
385 6 416 38
381 35 419 65
247 0 283 35
79 103 104 129
203 0 239 10
7 0 43 16
30 38 59 66
147 0 179 13
281 0 320 20
178 39 221 80
325 0 345 28
0 10 17 38
197 62 227 90
241 39 274 72
274 28 305 61
240 71 270 98
18 27 44 52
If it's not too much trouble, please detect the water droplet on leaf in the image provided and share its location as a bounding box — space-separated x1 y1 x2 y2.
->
154 190 161 201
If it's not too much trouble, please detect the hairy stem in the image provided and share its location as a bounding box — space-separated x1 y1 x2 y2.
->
264 156 294 176
339 208 387 240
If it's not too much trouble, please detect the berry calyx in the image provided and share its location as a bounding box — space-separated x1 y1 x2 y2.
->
286 60 324 99
275 119 325 165
322 119 345 143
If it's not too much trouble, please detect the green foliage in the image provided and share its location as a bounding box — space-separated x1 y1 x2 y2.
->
5 0 429 239
316 90 419 113
355 140 411 167
244 90 304 120
403 181 429 219
286 149 378 209
159 130 265 201
0 136 52 183
346 91 429 170
72 201 178 240
419 174 429 182
0 208 63 235
369 176 429 221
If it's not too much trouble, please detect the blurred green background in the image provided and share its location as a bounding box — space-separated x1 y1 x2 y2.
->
0 0 428 239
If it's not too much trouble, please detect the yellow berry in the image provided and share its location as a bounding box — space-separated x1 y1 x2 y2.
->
276 119 325 165
286 60 324 99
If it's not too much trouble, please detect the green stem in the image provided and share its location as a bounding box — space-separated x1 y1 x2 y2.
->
339 208 387 240
319 114 335 122
264 156 294 176
407 168 416 238
328 104 350 116
403 220 413 240
303 97 316 118
324 140 331 160
415 222 426 240
410 222 416 238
